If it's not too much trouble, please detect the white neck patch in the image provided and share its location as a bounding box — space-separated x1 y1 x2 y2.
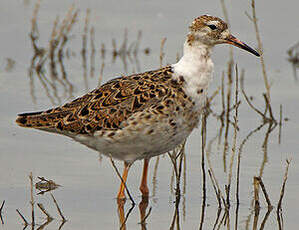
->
172 40 214 109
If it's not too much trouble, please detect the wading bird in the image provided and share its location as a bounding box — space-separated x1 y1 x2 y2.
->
16 15 259 200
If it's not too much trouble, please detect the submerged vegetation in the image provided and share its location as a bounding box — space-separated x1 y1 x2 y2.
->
29 0 150 105
16 173 65 229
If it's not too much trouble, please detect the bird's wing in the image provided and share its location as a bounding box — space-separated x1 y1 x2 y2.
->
16 66 176 135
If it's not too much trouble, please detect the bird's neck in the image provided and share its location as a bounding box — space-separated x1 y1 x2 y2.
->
172 40 214 108
174 40 213 76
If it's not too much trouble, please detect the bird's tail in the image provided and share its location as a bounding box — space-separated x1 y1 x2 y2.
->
16 110 71 129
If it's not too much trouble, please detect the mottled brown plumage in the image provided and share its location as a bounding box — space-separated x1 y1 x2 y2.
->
189 15 228 32
16 66 194 136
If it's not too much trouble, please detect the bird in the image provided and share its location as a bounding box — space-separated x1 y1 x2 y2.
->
16 15 259 200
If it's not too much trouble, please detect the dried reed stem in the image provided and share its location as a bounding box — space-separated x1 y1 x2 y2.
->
16 209 28 226
0 200 4 215
50 193 66 222
168 142 185 196
222 60 233 175
221 72 225 118
276 208 283 230
109 156 135 205
277 159 291 212
0 200 4 224
227 65 239 207
278 104 282 144
262 94 275 121
259 123 276 177
259 208 272 230
170 193 182 230
250 0 270 101
253 176 260 210
201 108 207 202
240 73 265 118
252 177 260 230
208 170 222 209
199 107 208 230
212 208 222 230
236 69 245 206
198 191 206 230
206 87 220 106
29 172 35 226
220 0 233 61
37 203 53 221
252 205 260 230
206 137 226 207
217 210 227 230
234 198 240 230
255 177 272 209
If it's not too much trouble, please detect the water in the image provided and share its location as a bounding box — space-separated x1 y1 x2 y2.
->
1 0 299 229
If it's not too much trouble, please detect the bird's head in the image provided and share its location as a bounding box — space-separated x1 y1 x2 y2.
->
188 15 260 57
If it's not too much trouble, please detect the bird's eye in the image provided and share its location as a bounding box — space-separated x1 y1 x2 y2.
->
208 24 217 30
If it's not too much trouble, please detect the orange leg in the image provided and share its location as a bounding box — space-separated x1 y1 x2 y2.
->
117 162 130 200
139 159 150 197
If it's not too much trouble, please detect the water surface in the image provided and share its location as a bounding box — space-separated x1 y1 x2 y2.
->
1 0 299 229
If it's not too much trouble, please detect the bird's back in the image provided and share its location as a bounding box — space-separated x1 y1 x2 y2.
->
16 66 189 137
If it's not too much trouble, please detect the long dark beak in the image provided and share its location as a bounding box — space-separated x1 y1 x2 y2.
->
225 34 260 57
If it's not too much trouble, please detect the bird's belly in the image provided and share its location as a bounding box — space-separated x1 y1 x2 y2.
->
73 115 198 163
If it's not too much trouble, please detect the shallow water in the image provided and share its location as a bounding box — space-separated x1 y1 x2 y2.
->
1 0 299 229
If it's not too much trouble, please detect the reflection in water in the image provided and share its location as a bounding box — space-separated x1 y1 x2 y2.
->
151 156 159 203
16 173 67 230
276 160 291 230
5 58 16 72
12 1 293 229
200 56 289 230
117 197 150 230
35 176 60 195
287 41 299 81
116 145 187 230
111 29 146 75
139 197 151 230
169 193 182 230
81 8 90 92
0 200 4 224
28 1 150 105
259 123 276 177
29 2 77 105
168 143 186 230
168 142 186 197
